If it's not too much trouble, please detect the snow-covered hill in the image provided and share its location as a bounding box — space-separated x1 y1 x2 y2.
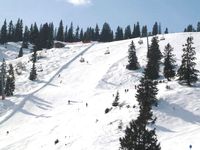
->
0 32 200 150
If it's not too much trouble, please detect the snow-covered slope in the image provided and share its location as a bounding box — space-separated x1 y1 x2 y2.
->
0 32 200 150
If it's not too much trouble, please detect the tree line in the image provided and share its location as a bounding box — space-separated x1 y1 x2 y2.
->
0 19 168 50
184 22 200 32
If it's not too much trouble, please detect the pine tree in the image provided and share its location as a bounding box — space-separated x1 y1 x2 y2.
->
112 91 119 107
64 25 68 42
29 62 37 81
80 28 84 41
0 20 7 44
8 20 14 42
56 20 64 41
5 64 15 96
22 26 29 48
158 23 162 34
135 22 141 37
145 37 162 80
94 24 100 41
141 25 147 37
67 22 74 42
75 26 80 42
152 22 158 35
100 22 113 42
120 76 160 150
164 28 168 34
177 36 199 86
197 22 200 32
115 26 123 41
14 19 23 41
124 25 132 39
163 43 176 81
126 41 139 70
18 47 23 58
0 59 6 99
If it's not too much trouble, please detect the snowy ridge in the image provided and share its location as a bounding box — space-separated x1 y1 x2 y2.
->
0 32 200 150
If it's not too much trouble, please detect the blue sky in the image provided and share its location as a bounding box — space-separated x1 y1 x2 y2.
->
0 0 199 32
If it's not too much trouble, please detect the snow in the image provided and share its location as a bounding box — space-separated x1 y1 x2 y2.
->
0 32 200 150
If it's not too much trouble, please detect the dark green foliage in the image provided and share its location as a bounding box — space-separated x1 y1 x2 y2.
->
94 24 100 41
120 119 160 150
100 22 113 42
132 22 141 38
197 22 200 32
141 25 147 37
30 23 39 46
115 26 124 41
29 62 37 81
79 28 84 41
145 37 162 79
18 47 23 58
112 91 119 107
66 22 74 42
177 36 199 86
0 20 7 44
75 26 80 42
64 26 68 42
0 59 6 99
126 41 139 70
164 28 168 34
5 64 15 96
163 43 176 81
184 25 195 32
8 21 14 42
124 25 132 39
120 76 160 150
158 23 162 34
22 26 30 48
83 27 94 42
14 19 23 42
56 20 64 41
152 22 158 35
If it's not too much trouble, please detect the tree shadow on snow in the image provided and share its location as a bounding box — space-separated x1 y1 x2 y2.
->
158 99 200 124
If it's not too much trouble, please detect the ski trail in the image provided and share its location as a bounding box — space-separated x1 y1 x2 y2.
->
0 43 95 125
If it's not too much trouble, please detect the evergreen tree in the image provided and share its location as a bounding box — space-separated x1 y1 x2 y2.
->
22 26 29 48
0 59 6 99
177 36 199 86
56 20 64 41
64 25 68 42
141 25 147 37
135 22 141 37
158 23 162 34
0 20 7 44
124 25 132 39
29 62 37 81
126 41 139 70
47 23 54 49
8 20 14 42
5 64 15 96
163 43 176 81
132 24 136 38
29 23 39 47
100 22 113 42
14 19 23 41
74 26 80 42
152 22 158 35
18 47 23 58
94 24 100 41
67 22 74 42
197 22 200 32
112 91 119 107
80 28 84 42
145 37 162 79
115 26 123 41
164 28 168 34
120 76 160 150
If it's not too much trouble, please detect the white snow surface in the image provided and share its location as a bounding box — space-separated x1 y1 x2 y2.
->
0 32 200 150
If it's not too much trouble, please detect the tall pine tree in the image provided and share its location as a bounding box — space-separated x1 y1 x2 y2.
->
126 41 139 70
56 20 64 41
177 36 199 86
145 37 162 80
163 43 176 81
